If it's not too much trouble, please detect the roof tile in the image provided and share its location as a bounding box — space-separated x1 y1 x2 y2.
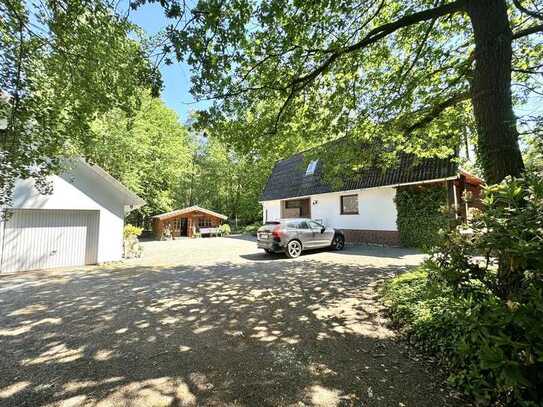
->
260 152 458 201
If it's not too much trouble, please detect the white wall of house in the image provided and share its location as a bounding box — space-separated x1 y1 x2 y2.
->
1 162 128 268
261 186 398 231
262 199 282 223
311 187 397 231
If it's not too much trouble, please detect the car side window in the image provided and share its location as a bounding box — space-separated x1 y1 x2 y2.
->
286 222 299 229
297 221 310 229
308 220 323 229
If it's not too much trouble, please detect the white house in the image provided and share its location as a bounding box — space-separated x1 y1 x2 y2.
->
260 152 482 246
0 159 144 273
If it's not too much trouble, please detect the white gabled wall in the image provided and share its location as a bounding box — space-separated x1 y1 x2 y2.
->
260 186 398 231
6 164 126 264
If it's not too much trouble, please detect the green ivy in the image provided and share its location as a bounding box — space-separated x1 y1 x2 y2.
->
395 185 449 248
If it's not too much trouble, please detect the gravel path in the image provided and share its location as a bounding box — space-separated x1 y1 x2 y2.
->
0 236 458 406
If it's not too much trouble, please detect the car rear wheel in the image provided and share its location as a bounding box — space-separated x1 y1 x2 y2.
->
332 234 345 251
286 240 302 258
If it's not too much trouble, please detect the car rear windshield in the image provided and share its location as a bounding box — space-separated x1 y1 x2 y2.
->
264 221 280 225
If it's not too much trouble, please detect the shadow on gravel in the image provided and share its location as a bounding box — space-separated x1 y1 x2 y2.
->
0 256 455 406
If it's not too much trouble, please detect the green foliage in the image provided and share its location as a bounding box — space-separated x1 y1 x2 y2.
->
242 223 262 236
385 175 543 405
176 137 262 224
147 1 541 184
123 224 143 258
90 99 283 229
383 267 543 406
187 111 313 225
522 126 543 176
123 224 143 239
0 0 159 206
432 174 543 300
89 92 192 224
395 185 449 248
218 223 231 236
90 100 278 228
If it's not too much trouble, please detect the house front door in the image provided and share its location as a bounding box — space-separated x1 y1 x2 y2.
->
180 218 188 236
282 198 311 218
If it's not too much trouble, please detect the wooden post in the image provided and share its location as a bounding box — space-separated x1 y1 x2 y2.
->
453 182 459 220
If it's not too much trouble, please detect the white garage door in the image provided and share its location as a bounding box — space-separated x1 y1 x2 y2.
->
0 209 100 273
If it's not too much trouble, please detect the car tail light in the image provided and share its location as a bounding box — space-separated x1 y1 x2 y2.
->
272 226 282 241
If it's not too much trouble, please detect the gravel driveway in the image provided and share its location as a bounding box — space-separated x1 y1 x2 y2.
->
0 236 458 406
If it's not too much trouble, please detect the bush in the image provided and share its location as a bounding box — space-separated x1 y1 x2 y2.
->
383 267 543 406
218 223 231 236
123 224 143 258
432 174 543 300
243 223 261 236
384 174 543 406
123 224 143 239
395 184 449 248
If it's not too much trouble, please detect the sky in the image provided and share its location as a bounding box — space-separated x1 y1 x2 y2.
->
126 3 208 124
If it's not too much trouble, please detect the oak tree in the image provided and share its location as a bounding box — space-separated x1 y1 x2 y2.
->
149 0 543 184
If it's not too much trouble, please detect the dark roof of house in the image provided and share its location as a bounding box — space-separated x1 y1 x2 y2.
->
260 152 459 201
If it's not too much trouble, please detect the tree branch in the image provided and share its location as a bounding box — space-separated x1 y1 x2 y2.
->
290 1 467 89
512 23 543 39
403 91 471 134
512 0 543 21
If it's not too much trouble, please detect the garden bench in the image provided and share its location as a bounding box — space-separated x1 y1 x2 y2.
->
199 227 219 237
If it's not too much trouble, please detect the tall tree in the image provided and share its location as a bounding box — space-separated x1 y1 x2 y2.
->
147 0 543 184
0 0 160 207
90 92 193 226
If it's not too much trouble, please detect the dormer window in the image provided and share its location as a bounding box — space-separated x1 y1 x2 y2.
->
305 159 318 175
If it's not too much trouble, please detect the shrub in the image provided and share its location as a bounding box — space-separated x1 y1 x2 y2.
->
384 174 543 406
218 223 231 236
243 223 261 236
123 224 143 239
431 173 543 300
123 224 143 258
395 184 450 248
383 267 543 406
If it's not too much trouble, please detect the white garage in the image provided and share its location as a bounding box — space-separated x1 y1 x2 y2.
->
0 159 144 273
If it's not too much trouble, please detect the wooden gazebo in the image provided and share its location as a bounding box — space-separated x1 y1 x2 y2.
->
151 206 228 239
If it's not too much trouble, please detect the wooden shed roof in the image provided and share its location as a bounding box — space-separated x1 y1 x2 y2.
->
152 206 228 221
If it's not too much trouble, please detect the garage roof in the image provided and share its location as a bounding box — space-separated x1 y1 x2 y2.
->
71 158 146 208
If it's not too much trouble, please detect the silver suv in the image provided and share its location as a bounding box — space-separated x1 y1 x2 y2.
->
256 218 345 258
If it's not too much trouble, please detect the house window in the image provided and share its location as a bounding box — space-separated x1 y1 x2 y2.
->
199 218 212 228
305 159 318 175
341 194 359 215
171 219 179 230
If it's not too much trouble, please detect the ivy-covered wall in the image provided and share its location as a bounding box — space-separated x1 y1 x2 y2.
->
395 184 449 248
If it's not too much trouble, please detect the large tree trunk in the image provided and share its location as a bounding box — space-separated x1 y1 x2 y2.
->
466 0 525 184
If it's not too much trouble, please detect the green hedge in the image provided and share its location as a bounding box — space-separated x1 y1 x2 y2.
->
395 185 449 248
